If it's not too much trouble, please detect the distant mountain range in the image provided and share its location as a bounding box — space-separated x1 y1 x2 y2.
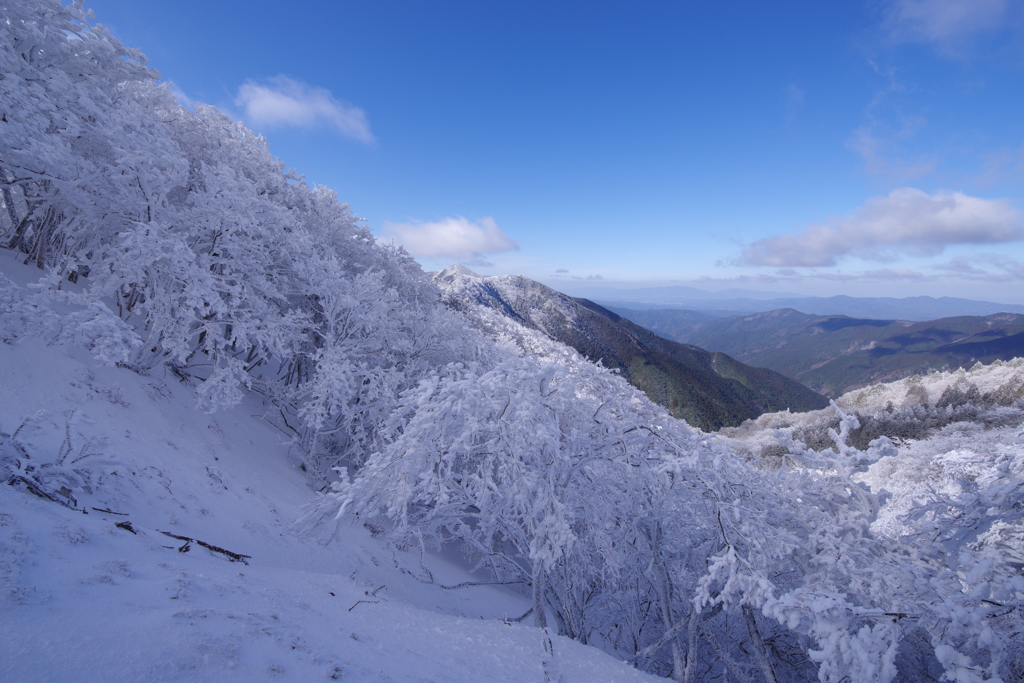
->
569 288 1024 321
610 305 1024 397
435 266 828 430
561 284 808 302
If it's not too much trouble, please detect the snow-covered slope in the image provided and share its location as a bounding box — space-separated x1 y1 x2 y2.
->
0 257 656 683
837 358 1024 413
721 357 1024 443
718 357 1024 572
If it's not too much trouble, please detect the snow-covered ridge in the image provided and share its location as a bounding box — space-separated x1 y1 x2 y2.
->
719 357 1024 592
433 265 831 430
434 264 582 336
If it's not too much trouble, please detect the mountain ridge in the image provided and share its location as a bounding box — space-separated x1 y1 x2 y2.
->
589 293 1024 320
435 266 828 430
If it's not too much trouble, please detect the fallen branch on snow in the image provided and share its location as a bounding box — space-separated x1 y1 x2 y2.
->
7 474 80 510
158 530 251 564
348 585 386 612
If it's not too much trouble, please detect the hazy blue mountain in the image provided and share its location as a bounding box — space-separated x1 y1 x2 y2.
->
614 305 1024 397
604 307 721 339
594 295 1024 321
435 266 828 430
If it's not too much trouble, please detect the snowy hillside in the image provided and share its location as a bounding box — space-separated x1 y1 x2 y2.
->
839 359 1024 413
0 256 656 682
3 2 1024 681
721 357 1024 447
722 361 1024 603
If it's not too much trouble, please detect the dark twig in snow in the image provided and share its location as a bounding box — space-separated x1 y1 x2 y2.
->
348 585 387 612
347 600 379 612
158 530 251 564
92 506 128 515
504 607 534 624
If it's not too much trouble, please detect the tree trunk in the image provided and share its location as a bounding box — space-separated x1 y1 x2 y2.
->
1 167 20 230
743 604 778 683
655 562 686 682
6 204 36 251
681 607 700 683
533 566 547 629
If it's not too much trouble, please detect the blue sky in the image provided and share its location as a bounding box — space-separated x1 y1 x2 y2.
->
85 0 1024 302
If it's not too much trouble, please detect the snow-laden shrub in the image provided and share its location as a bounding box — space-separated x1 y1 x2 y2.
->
722 371 1024 682
311 361 1024 682
724 361 1024 460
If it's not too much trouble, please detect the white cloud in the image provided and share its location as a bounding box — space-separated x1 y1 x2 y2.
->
883 0 1009 50
234 76 374 143
382 216 518 259
741 188 1023 267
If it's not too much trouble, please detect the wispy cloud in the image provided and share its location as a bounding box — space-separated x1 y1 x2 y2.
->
382 216 518 260
882 0 1010 53
860 267 927 280
170 84 195 110
740 188 1022 267
846 63 938 181
234 76 374 143
976 143 1024 186
933 253 1024 281
847 122 938 181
